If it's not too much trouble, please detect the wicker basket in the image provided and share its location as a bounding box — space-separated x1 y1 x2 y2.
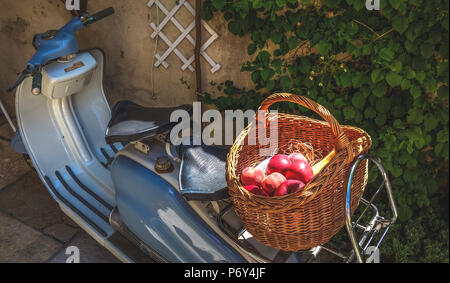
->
226 93 372 251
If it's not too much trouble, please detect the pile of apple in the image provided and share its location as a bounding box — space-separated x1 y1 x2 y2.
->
240 153 314 197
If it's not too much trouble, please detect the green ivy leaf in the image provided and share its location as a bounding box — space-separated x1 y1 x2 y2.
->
415 70 426 83
371 69 385 83
317 40 332 56
392 16 408 34
266 80 276 91
346 21 359 35
375 113 387 126
343 106 356 120
405 68 416 79
372 81 388 97
398 205 413 221
393 119 405 129
276 0 286 8
340 72 352 87
391 165 403 177
404 40 418 54
352 72 365 87
386 71 403 87
271 59 282 73
407 108 423 125
437 85 449 99
376 99 391 114
388 0 401 9
200 6 213 21
420 43 434 58
211 0 226 11
228 21 240 35
260 68 274 82
323 0 341 8
365 107 377 119
256 51 271 67
379 48 395 62
424 78 437 92
252 0 263 9
362 44 372 55
401 79 411 90
271 31 283 44
288 37 300 50
280 76 292 89
251 70 261 83
223 11 233 21
352 92 366 110
424 114 439 132
233 0 249 18
248 43 257 55
437 129 449 143
390 61 403 73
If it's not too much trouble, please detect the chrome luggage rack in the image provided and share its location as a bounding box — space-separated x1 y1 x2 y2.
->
216 155 398 263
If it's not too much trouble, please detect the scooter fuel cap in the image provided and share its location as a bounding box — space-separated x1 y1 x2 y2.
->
155 156 174 174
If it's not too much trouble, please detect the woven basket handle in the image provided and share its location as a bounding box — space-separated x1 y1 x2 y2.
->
258 93 354 164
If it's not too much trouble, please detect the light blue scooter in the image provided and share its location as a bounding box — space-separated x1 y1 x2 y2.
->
8 7 397 263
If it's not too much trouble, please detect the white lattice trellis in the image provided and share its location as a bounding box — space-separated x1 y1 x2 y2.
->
147 0 221 73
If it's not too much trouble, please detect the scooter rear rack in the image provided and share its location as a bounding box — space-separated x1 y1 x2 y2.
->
216 154 398 263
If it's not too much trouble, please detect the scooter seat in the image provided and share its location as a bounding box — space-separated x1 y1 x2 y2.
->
178 144 230 201
105 100 192 143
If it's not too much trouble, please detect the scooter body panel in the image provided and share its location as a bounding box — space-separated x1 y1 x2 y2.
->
111 154 246 263
15 47 247 263
16 49 122 238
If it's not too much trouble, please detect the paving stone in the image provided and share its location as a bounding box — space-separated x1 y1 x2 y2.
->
0 122 30 190
47 231 120 263
0 171 79 237
43 223 79 243
0 211 62 263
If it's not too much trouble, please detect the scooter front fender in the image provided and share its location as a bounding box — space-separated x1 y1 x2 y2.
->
111 155 247 263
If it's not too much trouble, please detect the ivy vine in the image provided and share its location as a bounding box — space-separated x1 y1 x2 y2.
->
200 0 449 262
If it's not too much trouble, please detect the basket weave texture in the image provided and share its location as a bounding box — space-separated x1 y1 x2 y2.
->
226 93 372 251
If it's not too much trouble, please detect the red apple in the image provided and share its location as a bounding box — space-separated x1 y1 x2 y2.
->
266 154 291 175
286 160 314 184
262 172 286 195
241 167 265 186
244 185 269 197
275 179 306 196
288 153 308 164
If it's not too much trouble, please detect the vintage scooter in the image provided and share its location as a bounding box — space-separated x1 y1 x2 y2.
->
7 7 398 263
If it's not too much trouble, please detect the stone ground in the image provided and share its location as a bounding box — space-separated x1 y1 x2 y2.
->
0 116 120 263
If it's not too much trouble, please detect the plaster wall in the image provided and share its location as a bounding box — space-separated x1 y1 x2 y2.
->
0 0 253 116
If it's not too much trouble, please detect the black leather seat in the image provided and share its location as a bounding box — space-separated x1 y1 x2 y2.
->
178 144 231 201
105 100 192 144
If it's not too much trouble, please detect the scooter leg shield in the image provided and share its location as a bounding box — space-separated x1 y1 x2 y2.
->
15 49 123 238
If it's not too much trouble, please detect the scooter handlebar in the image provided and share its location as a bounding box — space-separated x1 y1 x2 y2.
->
8 7 114 93
84 7 115 25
